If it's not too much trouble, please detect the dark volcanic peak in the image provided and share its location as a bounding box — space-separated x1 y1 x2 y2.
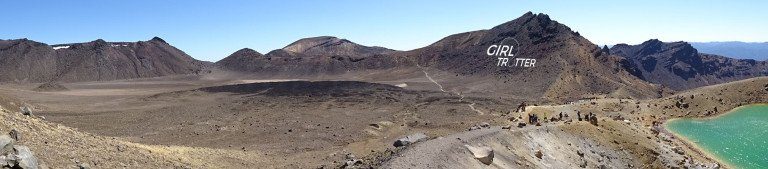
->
0 38 48 50
233 48 263 56
282 36 395 57
215 35 406 75
611 39 768 90
400 11 662 100
150 36 167 43
215 48 270 72
0 37 203 83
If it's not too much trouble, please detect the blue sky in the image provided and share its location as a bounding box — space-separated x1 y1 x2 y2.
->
3 0 767 61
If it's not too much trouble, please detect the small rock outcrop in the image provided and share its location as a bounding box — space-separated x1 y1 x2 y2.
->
465 145 494 165
32 82 69 92
393 133 428 147
468 122 491 131
340 153 362 169
0 131 40 169
19 106 32 116
535 150 543 159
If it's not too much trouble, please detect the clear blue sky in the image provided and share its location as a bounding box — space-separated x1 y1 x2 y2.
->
3 0 767 61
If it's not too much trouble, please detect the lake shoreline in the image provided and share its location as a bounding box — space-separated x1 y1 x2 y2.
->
663 104 768 169
663 119 732 168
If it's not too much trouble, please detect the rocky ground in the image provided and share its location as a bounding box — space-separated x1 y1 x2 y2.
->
0 71 765 168
380 77 768 169
0 91 265 168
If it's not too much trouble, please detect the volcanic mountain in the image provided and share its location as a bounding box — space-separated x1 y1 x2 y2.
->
216 36 406 75
390 12 663 101
611 39 768 90
0 37 204 83
216 12 665 101
282 36 395 57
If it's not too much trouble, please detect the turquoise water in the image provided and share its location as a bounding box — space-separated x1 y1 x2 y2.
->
666 105 768 169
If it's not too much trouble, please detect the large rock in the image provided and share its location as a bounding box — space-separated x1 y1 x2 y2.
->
393 133 428 147
468 122 491 131
20 106 32 116
13 145 38 169
0 135 14 154
9 129 20 141
465 145 494 165
0 134 39 169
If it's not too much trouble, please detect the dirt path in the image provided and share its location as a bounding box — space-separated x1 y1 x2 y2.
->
417 64 485 115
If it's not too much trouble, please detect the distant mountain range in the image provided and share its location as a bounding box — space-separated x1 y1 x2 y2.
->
215 36 406 76
3 12 767 102
611 39 768 90
217 12 663 101
690 42 768 60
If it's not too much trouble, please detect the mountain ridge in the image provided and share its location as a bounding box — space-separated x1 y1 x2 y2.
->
690 41 768 60
611 39 768 90
0 37 204 83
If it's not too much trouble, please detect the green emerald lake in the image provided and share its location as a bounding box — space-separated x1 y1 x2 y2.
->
666 105 768 169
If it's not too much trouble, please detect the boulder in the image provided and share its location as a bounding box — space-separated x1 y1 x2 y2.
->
0 135 39 169
9 129 20 141
478 122 490 128
672 146 685 155
0 155 13 167
0 135 14 154
13 145 38 169
517 122 527 128
393 133 428 147
20 106 32 116
468 122 491 131
465 145 493 165
78 163 90 169
535 150 543 159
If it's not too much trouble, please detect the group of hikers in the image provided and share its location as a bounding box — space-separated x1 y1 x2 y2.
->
523 110 598 126
577 111 599 125
515 101 599 126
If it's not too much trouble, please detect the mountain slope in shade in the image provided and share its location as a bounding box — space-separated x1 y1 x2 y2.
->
0 37 204 82
690 41 768 60
214 48 265 72
611 39 768 91
215 36 408 76
393 12 663 100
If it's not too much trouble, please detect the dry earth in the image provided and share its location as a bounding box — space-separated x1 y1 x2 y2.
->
0 70 765 168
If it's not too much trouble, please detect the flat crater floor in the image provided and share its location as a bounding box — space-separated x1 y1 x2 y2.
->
0 78 516 168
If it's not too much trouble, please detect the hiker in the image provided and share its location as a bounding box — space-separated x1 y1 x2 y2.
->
558 112 563 120
577 112 582 121
528 114 533 124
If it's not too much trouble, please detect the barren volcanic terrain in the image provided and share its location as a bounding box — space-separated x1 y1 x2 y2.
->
0 12 766 169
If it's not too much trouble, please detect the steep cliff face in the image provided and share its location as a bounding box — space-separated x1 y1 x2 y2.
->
0 37 204 82
611 39 768 90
